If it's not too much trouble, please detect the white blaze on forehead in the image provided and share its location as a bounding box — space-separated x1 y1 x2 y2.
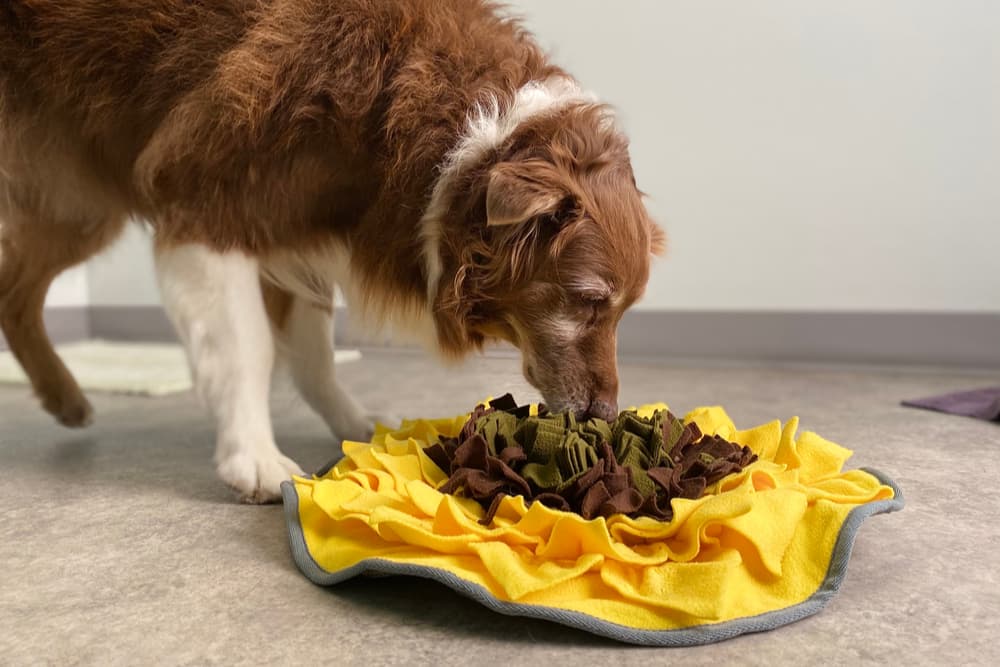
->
419 77 603 304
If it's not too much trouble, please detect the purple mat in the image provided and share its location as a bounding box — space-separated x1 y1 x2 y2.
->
902 386 1000 421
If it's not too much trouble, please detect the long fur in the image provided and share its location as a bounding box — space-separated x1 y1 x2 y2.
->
0 0 663 501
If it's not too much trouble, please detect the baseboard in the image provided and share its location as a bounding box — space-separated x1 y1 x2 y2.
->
617 310 1000 369
87 306 177 343
12 306 999 369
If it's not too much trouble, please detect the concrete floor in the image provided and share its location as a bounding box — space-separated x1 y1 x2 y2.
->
1 350 998 666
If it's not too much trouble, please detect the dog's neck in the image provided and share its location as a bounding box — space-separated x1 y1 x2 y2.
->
418 77 595 351
420 77 593 304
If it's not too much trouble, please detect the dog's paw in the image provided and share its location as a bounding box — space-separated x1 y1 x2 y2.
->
335 412 401 443
42 388 94 428
368 412 402 432
216 450 305 504
335 417 376 443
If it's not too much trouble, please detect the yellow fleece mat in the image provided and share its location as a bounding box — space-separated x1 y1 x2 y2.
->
281 403 902 645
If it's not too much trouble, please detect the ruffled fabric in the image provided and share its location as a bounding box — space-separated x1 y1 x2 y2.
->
426 395 757 523
289 404 898 633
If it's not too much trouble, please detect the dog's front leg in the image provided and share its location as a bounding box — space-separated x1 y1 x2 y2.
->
280 296 379 442
155 243 303 503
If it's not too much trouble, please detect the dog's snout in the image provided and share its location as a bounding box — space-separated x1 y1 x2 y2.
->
586 398 618 422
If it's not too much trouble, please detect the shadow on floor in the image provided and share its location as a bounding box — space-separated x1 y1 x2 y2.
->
328 575 619 647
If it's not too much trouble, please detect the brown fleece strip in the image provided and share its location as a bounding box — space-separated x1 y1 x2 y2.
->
425 395 757 524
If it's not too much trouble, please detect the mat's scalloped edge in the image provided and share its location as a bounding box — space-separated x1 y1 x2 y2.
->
280 468 904 646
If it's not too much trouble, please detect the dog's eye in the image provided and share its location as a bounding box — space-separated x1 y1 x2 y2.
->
579 293 609 306
577 294 608 324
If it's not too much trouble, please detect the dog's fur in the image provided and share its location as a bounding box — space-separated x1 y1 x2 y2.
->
0 0 663 501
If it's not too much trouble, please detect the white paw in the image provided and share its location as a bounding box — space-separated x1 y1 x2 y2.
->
216 450 305 504
369 412 402 431
335 415 377 443
335 413 401 442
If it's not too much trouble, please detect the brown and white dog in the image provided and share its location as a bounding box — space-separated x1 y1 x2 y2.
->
0 0 663 501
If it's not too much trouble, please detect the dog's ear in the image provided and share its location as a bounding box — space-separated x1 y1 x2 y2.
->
486 160 569 227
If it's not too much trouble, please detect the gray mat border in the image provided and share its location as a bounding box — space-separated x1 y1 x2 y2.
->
280 467 904 646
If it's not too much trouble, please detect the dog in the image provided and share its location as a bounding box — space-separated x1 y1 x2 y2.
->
0 0 663 502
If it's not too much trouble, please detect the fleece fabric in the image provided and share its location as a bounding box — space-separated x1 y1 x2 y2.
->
282 403 902 645
425 395 757 523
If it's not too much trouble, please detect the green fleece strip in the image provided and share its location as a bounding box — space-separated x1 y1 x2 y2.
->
427 394 758 523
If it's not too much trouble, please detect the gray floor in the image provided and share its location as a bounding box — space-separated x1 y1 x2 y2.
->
1 350 998 666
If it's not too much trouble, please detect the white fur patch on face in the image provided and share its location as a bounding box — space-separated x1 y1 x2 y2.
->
419 77 603 304
510 311 580 347
546 316 582 343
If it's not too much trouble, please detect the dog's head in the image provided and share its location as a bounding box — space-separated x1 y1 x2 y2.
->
436 104 664 420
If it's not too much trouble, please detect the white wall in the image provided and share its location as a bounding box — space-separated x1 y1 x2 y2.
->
513 0 1000 312
45 267 89 308
82 0 1000 313
85 223 159 306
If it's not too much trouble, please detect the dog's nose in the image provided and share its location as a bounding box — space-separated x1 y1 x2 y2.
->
586 398 618 422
